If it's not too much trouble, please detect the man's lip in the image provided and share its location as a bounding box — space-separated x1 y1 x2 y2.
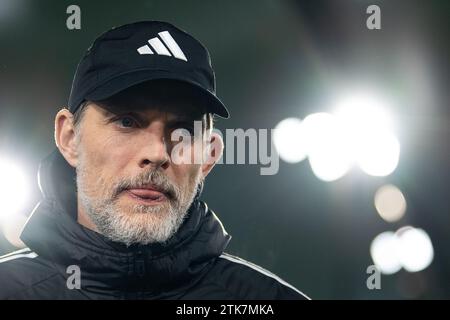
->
125 187 168 200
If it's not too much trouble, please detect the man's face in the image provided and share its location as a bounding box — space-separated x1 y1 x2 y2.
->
73 93 210 246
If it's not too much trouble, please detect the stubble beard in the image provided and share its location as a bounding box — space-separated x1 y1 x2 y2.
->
76 151 203 246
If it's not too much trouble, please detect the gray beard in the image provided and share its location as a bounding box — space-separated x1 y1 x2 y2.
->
76 164 202 246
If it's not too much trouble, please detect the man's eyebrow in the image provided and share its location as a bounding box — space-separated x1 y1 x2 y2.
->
98 106 204 125
100 107 145 119
97 106 123 117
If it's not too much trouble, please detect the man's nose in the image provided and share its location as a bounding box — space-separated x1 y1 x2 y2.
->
137 126 170 170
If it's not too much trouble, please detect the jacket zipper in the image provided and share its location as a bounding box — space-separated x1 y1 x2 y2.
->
135 251 146 277
134 251 146 298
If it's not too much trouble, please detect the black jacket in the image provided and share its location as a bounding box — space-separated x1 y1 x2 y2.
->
0 150 309 300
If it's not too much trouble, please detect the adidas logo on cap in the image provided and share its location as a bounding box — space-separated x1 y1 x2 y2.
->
137 30 188 62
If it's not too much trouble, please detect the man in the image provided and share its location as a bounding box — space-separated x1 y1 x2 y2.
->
0 21 309 299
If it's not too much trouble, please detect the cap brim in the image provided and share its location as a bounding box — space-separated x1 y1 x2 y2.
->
84 69 230 119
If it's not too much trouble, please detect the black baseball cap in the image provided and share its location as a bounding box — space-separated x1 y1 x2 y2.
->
68 21 229 118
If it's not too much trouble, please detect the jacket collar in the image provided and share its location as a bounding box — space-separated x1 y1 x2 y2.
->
20 149 231 297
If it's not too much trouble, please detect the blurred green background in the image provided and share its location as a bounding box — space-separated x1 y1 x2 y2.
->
0 0 449 299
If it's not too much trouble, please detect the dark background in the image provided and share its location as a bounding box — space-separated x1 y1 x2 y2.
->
0 0 448 299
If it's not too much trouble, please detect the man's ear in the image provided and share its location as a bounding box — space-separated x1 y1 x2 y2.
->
54 108 79 168
201 131 224 179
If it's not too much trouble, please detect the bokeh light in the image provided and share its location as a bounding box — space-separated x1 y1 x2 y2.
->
396 227 434 273
370 227 434 275
334 92 400 177
334 92 394 133
1 213 27 248
273 117 308 163
356 130 400 177
374 184 407 222
303 113 353 181
370 231 402 275
275 92 400 181
0 157 29 223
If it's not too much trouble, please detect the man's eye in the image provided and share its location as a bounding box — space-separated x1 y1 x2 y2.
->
114 116 138 128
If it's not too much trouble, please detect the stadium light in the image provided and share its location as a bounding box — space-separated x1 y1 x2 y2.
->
374 184 407 222
334 92 400 177
0 156 29 223
370 227 434 275
273 117 308 163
